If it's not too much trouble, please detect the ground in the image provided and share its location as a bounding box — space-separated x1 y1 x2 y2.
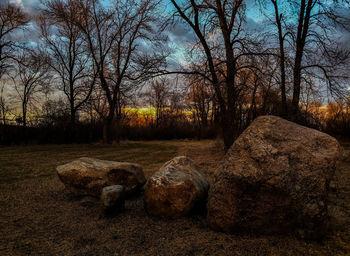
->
0 140 349 256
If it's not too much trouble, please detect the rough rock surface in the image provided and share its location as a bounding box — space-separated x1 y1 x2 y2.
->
56 157 146 197
144 156 210 217
206 115 341 239
100 185 125 217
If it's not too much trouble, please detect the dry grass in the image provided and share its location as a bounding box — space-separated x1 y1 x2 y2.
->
0 140 349 256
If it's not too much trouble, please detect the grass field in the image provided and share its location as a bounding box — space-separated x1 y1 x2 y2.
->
0 140 349 256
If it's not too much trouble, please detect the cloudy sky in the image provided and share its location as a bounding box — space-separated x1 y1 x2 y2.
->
8 0 265 25
9 0 262 15
6 0 350 61
8 0 41 14
6 0 350 53
4 0 277 47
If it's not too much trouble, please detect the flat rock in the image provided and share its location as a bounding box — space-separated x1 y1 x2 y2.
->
100 185 125 217
206 115 341 239
56 157 146 197
144 156 210 217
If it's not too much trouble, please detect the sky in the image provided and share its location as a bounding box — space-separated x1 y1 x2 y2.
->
6 0 350 63
2 0 349 112
8 0 266 34
9 0 263 16
4 0 286 56
5 0 350 84
8 0 40 13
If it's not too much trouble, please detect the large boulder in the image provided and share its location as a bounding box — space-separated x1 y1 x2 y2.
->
56 157 146 197
144 156 210 217
207 115 341 239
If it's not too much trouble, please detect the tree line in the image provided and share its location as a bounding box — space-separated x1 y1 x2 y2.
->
0 0 349 148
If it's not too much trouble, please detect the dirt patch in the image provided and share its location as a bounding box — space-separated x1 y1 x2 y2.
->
0 140 349 255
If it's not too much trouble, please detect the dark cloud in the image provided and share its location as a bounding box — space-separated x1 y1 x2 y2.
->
6 0 42 16
23 0 42 16
167 21 196 45
23 0 41 10
331 7 350 51
245 17 268 32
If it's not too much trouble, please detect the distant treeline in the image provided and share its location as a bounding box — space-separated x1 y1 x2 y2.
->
0 116 217 145
1 96 349 145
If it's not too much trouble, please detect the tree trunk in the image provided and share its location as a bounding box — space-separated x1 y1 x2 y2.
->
0 111 5 143
115 111 121 145
291 0 313 120
156 107 160 128
103 116 114 144
103 100 117 144
272 0 288 116
22 101 27 129
292 62 302 118
67 106 76 143
22 101 27 144
223 68 237 152
221 81 237 152
222 112 236 152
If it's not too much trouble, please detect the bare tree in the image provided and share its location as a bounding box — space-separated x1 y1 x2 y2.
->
72 0 167 143
145 78 169 127
170 0 267 150
186 76 212 129
0 82 11 144
88 86 109 122
268 0 288 116
10 52 51 129
39 0 96 129
259 0 350 118
0 84 10 125
0 2 29 80
41 97 70 126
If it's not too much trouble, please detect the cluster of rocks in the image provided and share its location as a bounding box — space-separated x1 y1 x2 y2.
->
56 115 341 239
56 157 146 216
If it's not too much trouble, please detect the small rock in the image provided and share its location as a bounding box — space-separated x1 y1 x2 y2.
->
342 150 350 162
144 156 210 217
100 185 125 217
